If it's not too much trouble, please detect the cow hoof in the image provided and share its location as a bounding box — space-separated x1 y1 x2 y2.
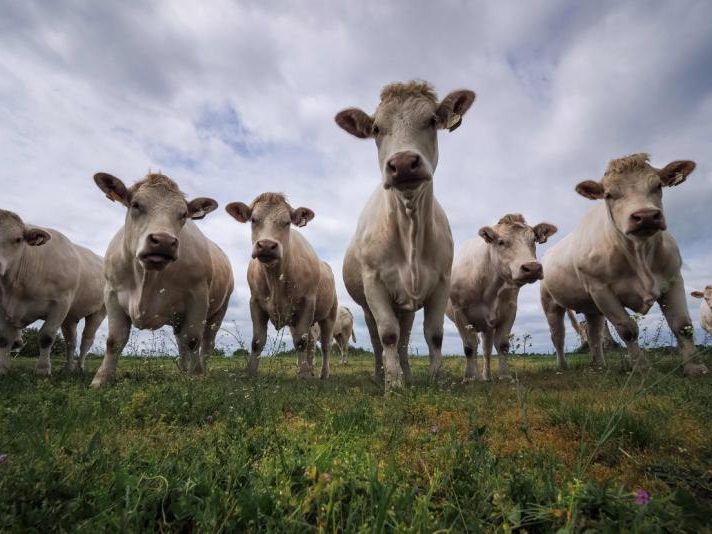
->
684 363 709 377
90 370 114 387
481 373 493 382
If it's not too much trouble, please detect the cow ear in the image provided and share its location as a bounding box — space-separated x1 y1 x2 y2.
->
335 108 374 139
187 197 218 220
659 160 695 187
94 172 131 206
24 228 51 246
575 180 605 200
436 90 476 132
478 226 498 244
225 202 252 223
533 223 558 244
291 207 315 227
691 291 704 299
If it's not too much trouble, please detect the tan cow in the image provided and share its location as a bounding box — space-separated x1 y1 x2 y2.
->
690 286 712 335
91 173 234 386
311 306 356 364
0 209 106 375
226 193 338 378
541 153 708 376
336 81 476 390
447 214 557 381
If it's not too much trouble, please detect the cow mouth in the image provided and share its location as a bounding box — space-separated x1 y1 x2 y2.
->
139 252 177 270
515 273 543 285
626 225 664 238
389 175 431 191
253 252 280 264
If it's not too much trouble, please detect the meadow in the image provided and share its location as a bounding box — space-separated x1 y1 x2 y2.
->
1 347 711 532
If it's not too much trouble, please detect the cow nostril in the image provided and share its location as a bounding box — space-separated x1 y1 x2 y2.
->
410 155 420 170
387 160 397 174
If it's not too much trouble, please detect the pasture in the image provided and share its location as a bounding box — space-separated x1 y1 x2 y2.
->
1 348 711 532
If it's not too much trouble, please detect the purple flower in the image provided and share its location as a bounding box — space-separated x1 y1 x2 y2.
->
634 489 651 505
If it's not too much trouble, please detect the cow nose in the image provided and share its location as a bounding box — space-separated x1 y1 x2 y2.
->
255 239 278 252
386 152 422 178
147 232 178 249
630 208 664 228
520 262 543 279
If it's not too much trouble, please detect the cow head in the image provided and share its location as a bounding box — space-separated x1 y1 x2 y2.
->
478 214 557 286
0 209 51 277
335 81 475 191
691 285 712 309
94 172 218 271
225 193 314 266
575 153 695 240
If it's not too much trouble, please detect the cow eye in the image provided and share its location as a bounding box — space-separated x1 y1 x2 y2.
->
604 192 612 199
372 124 380 135
429 115 438 128
498 239 506 247
179 211 188 221
14 237 22 244
131 201 142 212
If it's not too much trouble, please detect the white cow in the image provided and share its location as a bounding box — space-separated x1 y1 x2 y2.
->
690 286 712 335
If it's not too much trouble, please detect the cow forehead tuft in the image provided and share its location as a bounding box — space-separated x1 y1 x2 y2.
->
0 209 23 227
604 153 651 176
129 173 184 197
251 192 291 210
497 213 527 227
380 81 438 104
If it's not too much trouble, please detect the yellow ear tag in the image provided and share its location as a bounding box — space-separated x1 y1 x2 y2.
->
447 114 462 132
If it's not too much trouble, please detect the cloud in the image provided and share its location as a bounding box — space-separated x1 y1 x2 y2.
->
1 0 711 358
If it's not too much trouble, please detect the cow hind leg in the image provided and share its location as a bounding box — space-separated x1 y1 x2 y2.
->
78 308 107 373
363 307 384 381
541 288 568 371
584 313 606 368
61 321 79 373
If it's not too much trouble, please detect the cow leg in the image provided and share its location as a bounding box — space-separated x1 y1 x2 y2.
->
584 313 606 368
176 294 210 375
541 287 568 371
60 320 79 373
292 298 316 379
78 308 107 373
658 279 709 376
589 288 642 371
363 307 384 381
0 317 18 375
335 334 346 364
398 311 415 386
318 307 336 379
91 292 131 387
363 279 402 390
452 311 480 382
247 297 269 377
494 315 516 381
423 283 448 380
35 303 70 376
482 329 495 382
201 300 229 365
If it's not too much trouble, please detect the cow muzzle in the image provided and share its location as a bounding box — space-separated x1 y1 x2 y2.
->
139 232 179 271
384 151 431 190
627 208 666 236
515 262 543 284
252 239 281 264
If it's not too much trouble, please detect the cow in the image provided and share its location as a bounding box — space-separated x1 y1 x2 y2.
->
447 214 557 381
0 209 106 375
335 80 476 390
225 193 338 379
311 305 356 364
540 153 708 376
90 173 234 386
690 286 712 335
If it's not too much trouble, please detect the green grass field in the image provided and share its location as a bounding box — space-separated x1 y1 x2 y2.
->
1 348 711 532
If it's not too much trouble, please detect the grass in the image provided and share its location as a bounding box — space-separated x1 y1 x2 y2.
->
1 347 711 532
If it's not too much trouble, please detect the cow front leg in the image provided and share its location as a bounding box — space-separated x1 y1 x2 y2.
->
589 287 643 372
35 304 70 376
92 291 131 387
584 313 606 368
423 283 448 380
177 293 210 375
363 275 402 390
318 306 337 379
658 279 709 376
0 316 18 375
481 329 495 382
292 298 316 379
541 286 568 371
61 320 79 373
398 311 415 385
247 297 269 377
452 309 480 382
363 307 384 381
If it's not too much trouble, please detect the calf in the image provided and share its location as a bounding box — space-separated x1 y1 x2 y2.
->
0 209 106 375
447 214 556 381
690 286 712 335
226 193 337 378
312 306 356 364
91 173 234 386
540 153 708 376
336 81 476 390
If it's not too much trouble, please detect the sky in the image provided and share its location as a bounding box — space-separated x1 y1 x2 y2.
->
1 0 711 356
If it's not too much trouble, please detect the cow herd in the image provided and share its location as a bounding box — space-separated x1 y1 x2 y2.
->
0 80 708 392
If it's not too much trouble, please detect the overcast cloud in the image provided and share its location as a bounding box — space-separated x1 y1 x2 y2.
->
1 0 711 355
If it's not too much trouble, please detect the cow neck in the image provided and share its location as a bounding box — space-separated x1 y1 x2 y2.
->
604 204 660 307
0 249 35 323
389 183 434 301
260 250 293 301
478 247 512 323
